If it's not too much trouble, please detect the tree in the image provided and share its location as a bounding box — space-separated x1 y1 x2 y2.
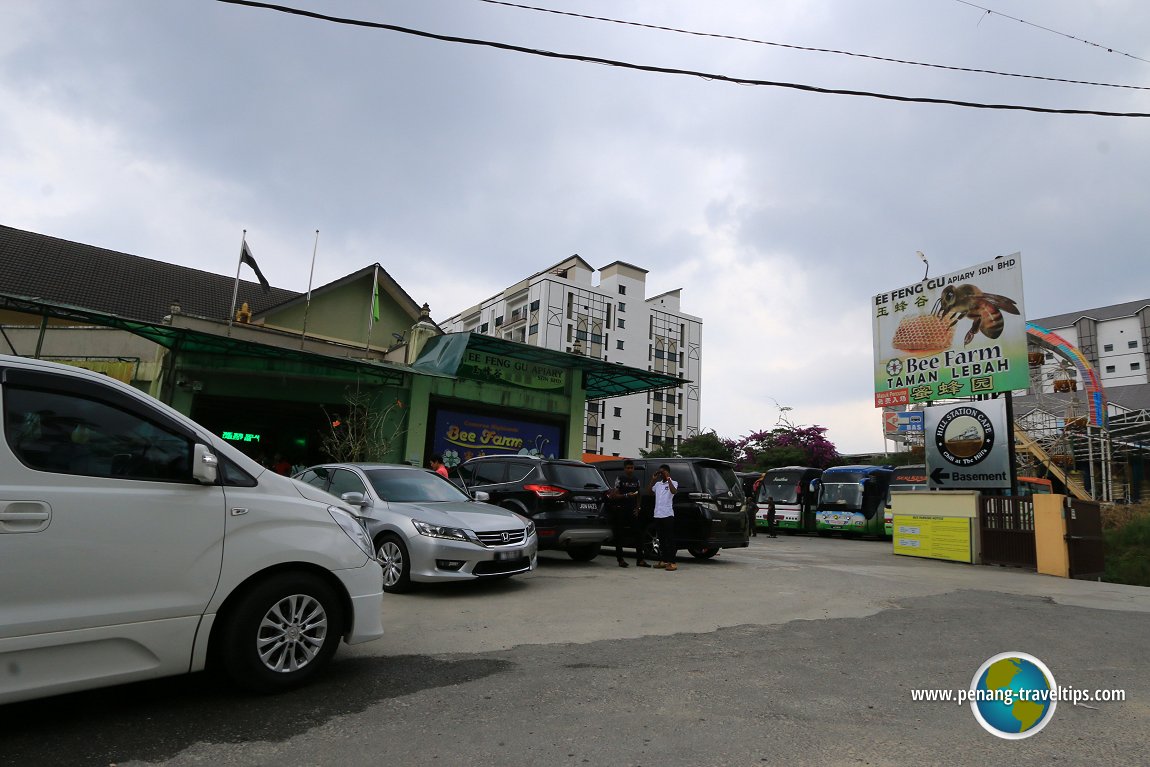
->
734 404 839 471
676 430 737 462
321 388 407 463
638 442 677 459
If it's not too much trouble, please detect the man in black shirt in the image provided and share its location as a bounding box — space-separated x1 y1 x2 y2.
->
607 460 649 567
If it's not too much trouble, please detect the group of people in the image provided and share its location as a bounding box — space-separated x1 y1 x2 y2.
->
607 460 680 571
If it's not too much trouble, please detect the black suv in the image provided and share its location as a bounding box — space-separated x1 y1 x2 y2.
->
453 455 611 561
596 458 750 560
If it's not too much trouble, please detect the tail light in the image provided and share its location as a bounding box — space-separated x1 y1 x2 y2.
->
524 484 567 498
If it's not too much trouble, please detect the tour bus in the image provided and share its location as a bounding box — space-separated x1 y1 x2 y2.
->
755 466 823 533
1015 476 1054 497
814 465 894 538
886 464 928 536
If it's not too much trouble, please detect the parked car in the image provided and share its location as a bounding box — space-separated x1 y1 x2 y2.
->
596 458 750 560
0 355 384 705
294 463 538 593
452 455 611 561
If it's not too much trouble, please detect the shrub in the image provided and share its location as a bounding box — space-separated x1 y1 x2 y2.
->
1103 503 1150 587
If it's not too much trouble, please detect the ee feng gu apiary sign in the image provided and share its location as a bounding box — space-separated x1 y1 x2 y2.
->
872 254 1027 407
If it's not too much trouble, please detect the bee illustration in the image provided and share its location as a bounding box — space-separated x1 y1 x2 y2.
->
934 284 1020 345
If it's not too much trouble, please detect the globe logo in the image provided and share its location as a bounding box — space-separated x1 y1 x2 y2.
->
969 652 1057 739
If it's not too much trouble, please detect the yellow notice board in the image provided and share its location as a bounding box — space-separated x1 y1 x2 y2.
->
892 515 973 563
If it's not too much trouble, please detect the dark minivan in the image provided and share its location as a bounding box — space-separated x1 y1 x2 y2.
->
596 458 750 560
453 455 612 561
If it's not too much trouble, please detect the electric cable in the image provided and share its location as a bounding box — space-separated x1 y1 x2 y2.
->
478 0 1150 91
215 0 1150 117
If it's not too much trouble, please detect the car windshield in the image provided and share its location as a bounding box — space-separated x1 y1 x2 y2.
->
545 463 608 489
699 466 743 499
364 468 472 503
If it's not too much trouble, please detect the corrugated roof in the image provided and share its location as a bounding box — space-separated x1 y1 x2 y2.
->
1031 298 1150 330
0 225 299 324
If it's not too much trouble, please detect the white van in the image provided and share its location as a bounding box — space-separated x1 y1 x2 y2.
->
0 355 384 704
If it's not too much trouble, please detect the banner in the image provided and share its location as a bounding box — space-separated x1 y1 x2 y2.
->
430 409 562 466
872 254 1027 407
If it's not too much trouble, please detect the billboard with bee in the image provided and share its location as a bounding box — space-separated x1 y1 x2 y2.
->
872 254 1027 407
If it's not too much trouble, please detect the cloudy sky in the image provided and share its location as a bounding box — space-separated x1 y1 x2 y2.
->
3 0 1148 454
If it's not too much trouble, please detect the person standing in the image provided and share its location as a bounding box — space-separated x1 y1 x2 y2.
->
607 460 647 568
430 454 449 478
650 463 678 571
766 495 778 538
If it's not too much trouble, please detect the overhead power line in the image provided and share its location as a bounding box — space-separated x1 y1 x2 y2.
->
215 0 1150 118
479 0 1150 91
951 0 1150 65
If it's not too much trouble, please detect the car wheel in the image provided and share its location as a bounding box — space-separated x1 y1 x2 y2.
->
642 523 661 561
377 534 413 594
567 543 601 562
688 546 720 559
219 573 343 693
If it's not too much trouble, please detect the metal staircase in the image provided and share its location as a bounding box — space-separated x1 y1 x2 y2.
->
1014 425 1091 500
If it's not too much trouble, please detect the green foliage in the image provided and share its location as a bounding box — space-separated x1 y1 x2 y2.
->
676 431 737 462
638 443 677 459
751 446 807 471
1103 507 1150 587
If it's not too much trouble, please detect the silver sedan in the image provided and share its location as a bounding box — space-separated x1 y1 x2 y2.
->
295 464 537 593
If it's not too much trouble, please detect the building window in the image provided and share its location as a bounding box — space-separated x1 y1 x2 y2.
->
618 285 626 295
613 407 622 417
1130 340 1139 349
616 340 624 350
612 430 621 440
1103 343 1114 352
495 316 504 327
529 323 539 335
618 302 626 312
479 322 489 333
530 299 540 311
617 318 625 329
1134 363 1143 371
1105 365 1116 373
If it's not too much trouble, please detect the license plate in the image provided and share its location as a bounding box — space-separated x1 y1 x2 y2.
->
494 550 522 561
575 503 598 512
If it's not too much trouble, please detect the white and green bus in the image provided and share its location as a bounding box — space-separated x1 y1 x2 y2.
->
754 466 822 533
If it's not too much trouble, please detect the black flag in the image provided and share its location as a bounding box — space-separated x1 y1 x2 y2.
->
240 241 271 293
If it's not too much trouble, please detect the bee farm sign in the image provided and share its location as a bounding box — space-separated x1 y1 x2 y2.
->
872 254 1027 406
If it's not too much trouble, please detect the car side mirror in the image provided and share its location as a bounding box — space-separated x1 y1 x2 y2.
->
472 490 491 502
341 491 369 508
192 444 218 485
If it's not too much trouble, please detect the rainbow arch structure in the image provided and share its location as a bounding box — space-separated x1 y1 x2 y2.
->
1026 322 1107 428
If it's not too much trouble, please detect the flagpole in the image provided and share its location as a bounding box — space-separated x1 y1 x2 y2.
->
300 229 320 348
227 229 247 337
365 264 378 354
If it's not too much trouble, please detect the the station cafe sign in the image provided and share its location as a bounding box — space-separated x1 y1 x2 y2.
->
872 254 1028 408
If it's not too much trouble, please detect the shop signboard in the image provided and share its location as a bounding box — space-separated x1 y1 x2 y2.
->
430 408 562 466
457 348 566 391
924 399 1011 490
872 254 1027 407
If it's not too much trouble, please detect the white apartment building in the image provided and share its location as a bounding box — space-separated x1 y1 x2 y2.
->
1030 299 1150 396
443 255 702 457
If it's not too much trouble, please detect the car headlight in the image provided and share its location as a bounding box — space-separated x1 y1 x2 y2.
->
328 505 375 558
521 516 536 538
412 519 477 543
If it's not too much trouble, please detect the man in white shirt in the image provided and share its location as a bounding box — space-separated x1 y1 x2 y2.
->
649 463 678 571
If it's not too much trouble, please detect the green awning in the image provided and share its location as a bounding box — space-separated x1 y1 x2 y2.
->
0 293 412 386
412 332 687 399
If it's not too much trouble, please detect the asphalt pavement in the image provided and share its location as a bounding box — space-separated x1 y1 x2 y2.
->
3 535 1148 766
